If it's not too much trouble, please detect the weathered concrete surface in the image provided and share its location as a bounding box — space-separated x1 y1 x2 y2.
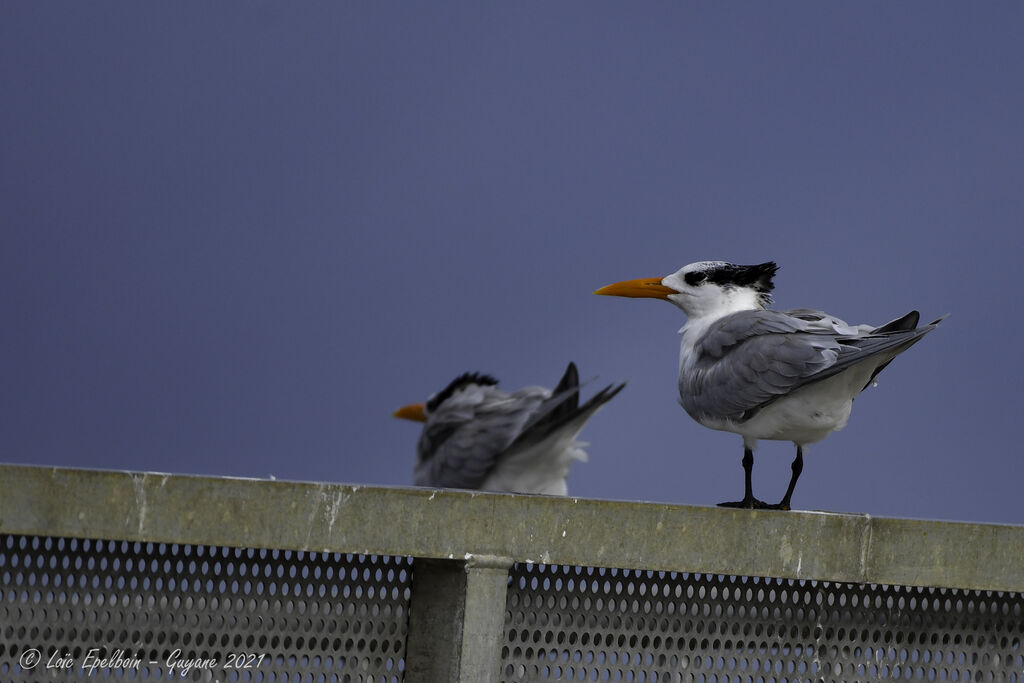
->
403 555 513 683
1 463 1021 592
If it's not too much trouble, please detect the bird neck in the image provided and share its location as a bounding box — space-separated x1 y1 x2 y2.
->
677 288 765 367
677 286 764 323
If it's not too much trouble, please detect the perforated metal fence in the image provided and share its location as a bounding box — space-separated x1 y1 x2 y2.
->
501 564 1024 682
0 534 411 682
0 465 1022 682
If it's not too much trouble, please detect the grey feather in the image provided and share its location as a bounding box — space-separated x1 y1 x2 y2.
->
414 384 543 488
681 309 943 423
412 363 624 491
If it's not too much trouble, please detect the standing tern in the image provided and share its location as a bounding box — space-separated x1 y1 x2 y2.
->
595 261 944 510
393 362 625 495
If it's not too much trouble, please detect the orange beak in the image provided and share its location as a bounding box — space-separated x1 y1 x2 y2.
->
392 403 428 422
594 277 675 300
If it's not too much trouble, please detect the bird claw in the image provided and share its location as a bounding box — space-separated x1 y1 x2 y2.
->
717 497 772 510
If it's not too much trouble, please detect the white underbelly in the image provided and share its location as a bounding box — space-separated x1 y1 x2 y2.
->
700 365 878 446
480 436 587 495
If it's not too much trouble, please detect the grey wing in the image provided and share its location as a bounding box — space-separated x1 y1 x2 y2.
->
683 320 839 421
413 387 547 488
682 309 940 422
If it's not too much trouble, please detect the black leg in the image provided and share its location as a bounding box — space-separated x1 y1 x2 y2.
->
718 447 770 509
770 445 804 511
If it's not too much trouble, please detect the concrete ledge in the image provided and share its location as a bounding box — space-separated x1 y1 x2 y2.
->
0 463 1020 593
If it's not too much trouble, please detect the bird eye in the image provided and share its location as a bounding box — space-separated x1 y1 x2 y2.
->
684 271 706 286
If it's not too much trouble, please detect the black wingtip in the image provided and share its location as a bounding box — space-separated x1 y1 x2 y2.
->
861 311 945 391
581 381 627 413
527 362 582 433
874 310 920 334
510 368 625 450
556 362 580 392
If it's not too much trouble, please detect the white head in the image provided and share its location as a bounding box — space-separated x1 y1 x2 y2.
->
595 261 778 320
392 371 500 425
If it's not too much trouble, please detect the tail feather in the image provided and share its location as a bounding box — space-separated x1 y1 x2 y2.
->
862 312 946 390
512 362 625 450
521 362 580 439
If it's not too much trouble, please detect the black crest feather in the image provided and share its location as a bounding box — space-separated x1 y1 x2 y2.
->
426 372 499 412
685 261 778 306
704 262 778 293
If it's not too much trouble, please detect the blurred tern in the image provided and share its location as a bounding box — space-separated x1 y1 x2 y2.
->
393 362 625 495
595 261 944 510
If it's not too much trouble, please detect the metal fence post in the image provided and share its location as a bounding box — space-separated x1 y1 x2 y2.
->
405 554 513 683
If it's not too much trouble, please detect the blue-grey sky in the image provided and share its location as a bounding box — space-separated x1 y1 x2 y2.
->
3 4 1021 525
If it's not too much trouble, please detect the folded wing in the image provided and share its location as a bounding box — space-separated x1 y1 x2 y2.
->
414 362 625 491
682 309 942 423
